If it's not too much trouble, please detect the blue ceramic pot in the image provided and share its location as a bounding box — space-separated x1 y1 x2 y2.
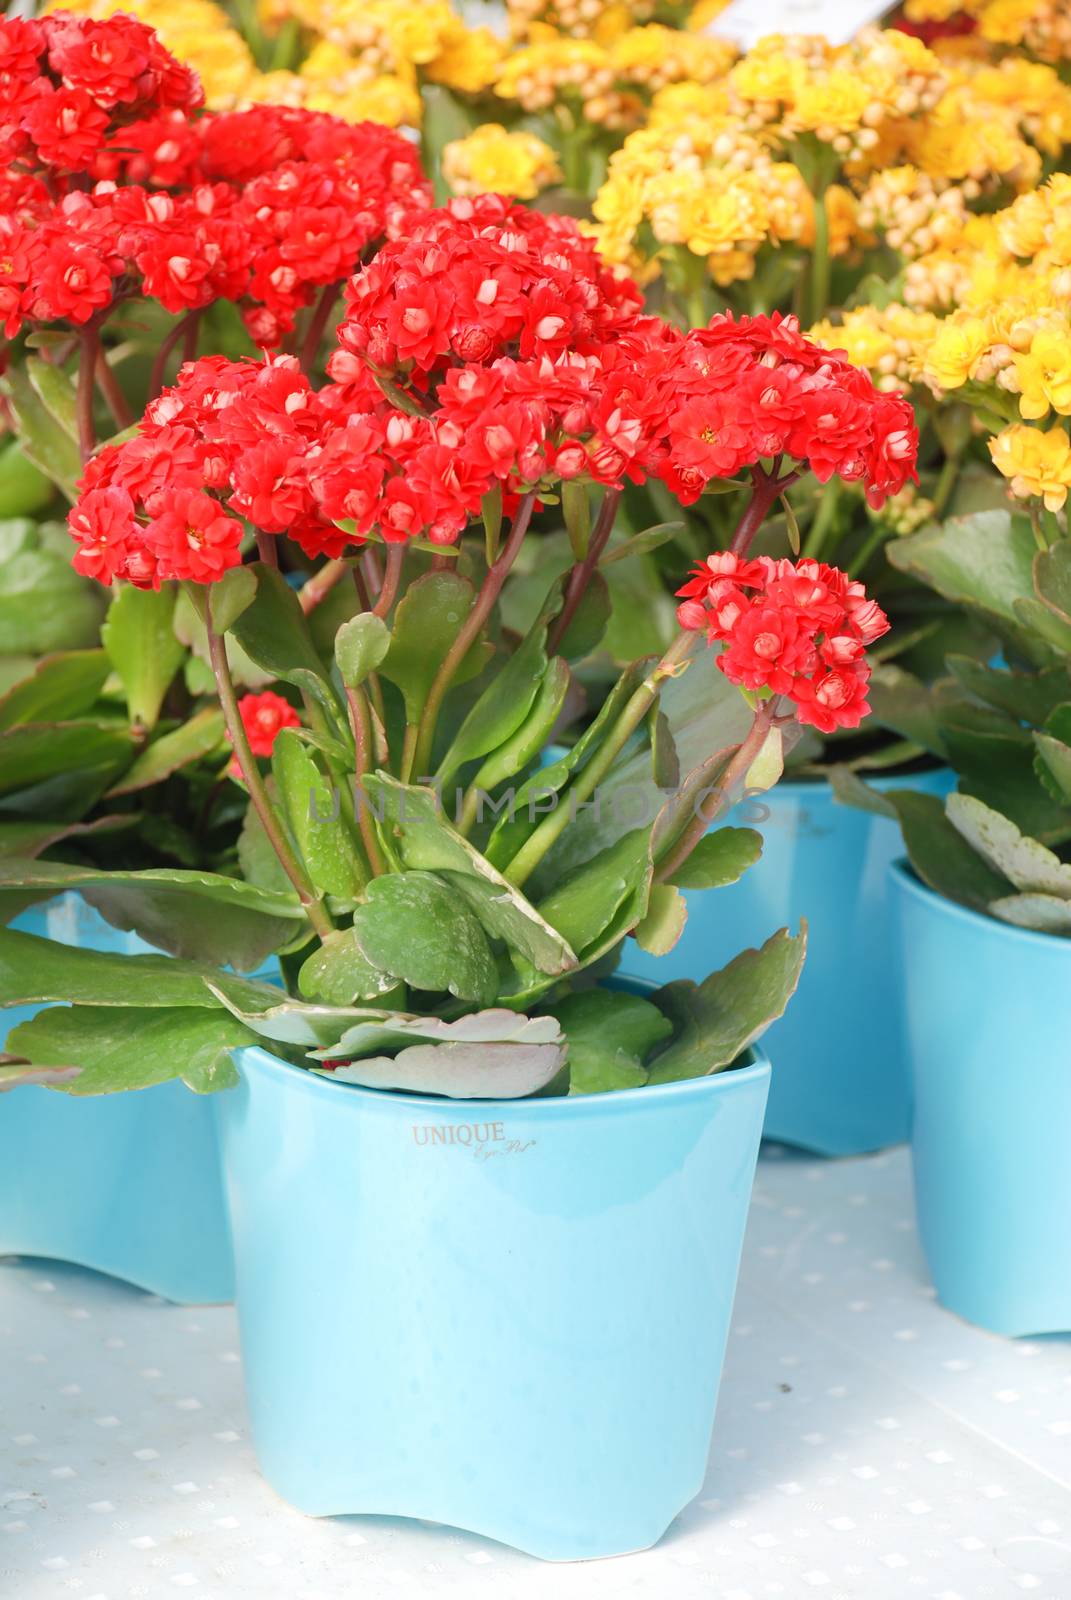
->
0 894 234 1304
216 1016 770 1561
617 766 953 1156
890 861 1071 1337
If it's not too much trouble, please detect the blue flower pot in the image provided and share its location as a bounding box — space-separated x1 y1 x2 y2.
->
890 861 1071 1337
617 767 953 1156
0 894 234 1304
216 1019 770 1560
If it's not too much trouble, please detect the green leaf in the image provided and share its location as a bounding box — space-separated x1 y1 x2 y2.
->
551 988 673 1095
468 657 571 796
826 764 898 819
536 828 650 958
208 564 258 635
272 729 366 899
1034 704 1071 804
558 570 610 659
298 928 398 1004
0 651 110 732
668 825 764 888
436 615 550 784
1034 542 1071 632
745 724 784 793
633 881 687 955
1 364 81 498
0 723 133 799
0 926 282 1012
7 1004 256 1095
989 893 1071 934
562 480 590 560
350 870 498 1005
646 925 807 1084
101 584 185 729
946 793 1071 898
885 790 1013 913
946 655 1071 728
334 611 391 690
379 570 480 726
105 708 226 797
0 528 105 653
0 859 305 970
781 494 801 555
941 714 1071 844
0 1060 82 1091
27 356 78 442
600 521 684 567
650 705 679 790
0 815 132 860
867 664 948 757
362 775 575 976
237 798 293 895
888 511 1037 625
1012 595 1071 655
482 483 503 563
228 563 334 691
0 439 53 519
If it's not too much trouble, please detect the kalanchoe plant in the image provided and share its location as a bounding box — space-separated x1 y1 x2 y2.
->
832 508 1071 935
0 199 919 1099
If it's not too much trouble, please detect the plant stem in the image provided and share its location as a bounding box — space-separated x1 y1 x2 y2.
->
730 466 799 557
299 283 339 374
256 532 278 567
504 630 699 889
148 313 194 400
299 557 350 614
374 544 404 618
546 485 620 655
206 622 334 941
808 187 832 327
76 326 100 463
346 684 386 877
94 348 133 430
850 522 890 578
932 449 961 516
803 476 841 561
654 699 781 883
407 491 537 781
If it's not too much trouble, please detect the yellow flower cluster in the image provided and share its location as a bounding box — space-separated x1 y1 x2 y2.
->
504 0 662 41
904 0 1071 65
492 31 635 128
442 124 561 200
589 119 816 288
810 306 941 393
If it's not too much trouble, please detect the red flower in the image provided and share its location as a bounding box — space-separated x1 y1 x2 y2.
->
22 85 109 170
236 690 301 758
143 488 244 582
68 485 139 585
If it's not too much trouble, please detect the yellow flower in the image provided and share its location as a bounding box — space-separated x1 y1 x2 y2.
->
921 313 993 391
442 124 561 201
1014 325 1071 419
990 423 1071 511
425 23 505 94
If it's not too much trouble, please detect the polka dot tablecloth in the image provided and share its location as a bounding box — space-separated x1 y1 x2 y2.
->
2 1145 1069 1599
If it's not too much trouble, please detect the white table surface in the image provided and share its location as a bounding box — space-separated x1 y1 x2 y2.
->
2 1144 1069 1600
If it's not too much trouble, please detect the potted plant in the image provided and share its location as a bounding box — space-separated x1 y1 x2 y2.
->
854 507 1071 1337
0 196 915 1556
0 9 432 1299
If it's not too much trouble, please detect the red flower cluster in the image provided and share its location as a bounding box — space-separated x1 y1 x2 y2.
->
676 551 890 732
0 105 429 346
0 12 201 173
637 314 919 511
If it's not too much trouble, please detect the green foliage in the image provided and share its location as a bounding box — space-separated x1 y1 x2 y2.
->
102 584 185 728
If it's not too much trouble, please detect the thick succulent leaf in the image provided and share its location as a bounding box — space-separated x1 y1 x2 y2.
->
1012 595 1071 656
946 793 1071 898
940 709 1071 844
0 859 305 969
887 511 1037 625
0 815 131 860
297 927 398 1004
206 982 396 1048
650 705 679 790
351 870 499 1005
435 615 549 785
633 882 687 955
0 651 110 733
989 893 1071 934
378 570 483 725
600 521 684 567
363 774 575 975
1034 705 1071 804
1 363 81 498
551 988 673 1096
0 1060 82 1091
101 584 185 729
335 611 390 689
227 563 334 690
867 664 948 757
0 437 52 518
536 828 650 958
885 790 1013 912
314 1037 565 1098
272 729 366 899
826 764 898 819
468 657 571 796
1034 542 1071 632
668 825 765 888
0 926 283 1011
207 565 257 635
106 708 225 797
646 925 807 1084
7 1004 256 1094
309 1007 562 1061
0 525 105 654
946 656 1071 730
0 722 133 798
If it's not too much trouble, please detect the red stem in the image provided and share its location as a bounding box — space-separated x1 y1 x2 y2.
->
546 485 620 655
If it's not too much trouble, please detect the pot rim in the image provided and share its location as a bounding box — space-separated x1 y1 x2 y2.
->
231 1039 771 1119
889 856 1071 953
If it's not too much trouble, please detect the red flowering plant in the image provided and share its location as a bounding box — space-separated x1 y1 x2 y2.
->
0 14 432 888
0 200 917 1099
